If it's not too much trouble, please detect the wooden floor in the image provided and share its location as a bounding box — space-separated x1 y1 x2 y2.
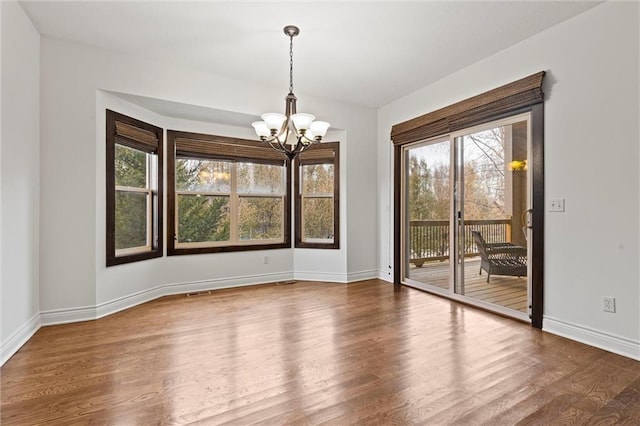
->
408 258 528 312
2 280 639 425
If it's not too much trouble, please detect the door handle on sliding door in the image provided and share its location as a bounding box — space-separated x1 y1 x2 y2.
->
522 209 533 229
521 209 533 240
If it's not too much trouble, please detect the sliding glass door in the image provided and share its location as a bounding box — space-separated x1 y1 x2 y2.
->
402 114 532 321
404 138 453 293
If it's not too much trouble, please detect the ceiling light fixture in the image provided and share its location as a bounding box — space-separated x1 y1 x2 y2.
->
252 25 330 160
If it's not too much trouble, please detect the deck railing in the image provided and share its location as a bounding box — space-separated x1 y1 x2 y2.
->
409 219 511 266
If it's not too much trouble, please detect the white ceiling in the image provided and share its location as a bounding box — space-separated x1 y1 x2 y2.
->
21 1 602 108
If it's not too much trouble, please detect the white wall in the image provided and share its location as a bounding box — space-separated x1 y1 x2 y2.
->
377 2 640 359
39 37 378 324
0 1 41 365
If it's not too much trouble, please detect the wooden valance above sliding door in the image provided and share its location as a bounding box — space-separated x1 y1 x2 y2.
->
390 71 545 145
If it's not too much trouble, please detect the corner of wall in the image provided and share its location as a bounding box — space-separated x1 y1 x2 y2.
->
0 314 41 366
0 0 42 368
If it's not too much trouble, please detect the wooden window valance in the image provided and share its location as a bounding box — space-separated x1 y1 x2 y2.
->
297 143 337 165
390 71 545 145
114 119 160 154
170 131 286 165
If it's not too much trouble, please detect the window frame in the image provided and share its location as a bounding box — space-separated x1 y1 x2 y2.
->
294 141 340 249
106 110 163 266
167 130 291 255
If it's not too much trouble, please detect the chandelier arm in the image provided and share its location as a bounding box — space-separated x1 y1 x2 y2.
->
271 131 300 157
279 137 301 161
295 139 314 155
266 140 287 154
266 136 289 154
300 134 318 144
264 134 313 160
277 139 292 154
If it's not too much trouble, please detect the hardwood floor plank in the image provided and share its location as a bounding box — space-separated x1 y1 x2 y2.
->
1 280 638 425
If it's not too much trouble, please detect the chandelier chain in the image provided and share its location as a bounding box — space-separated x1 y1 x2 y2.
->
289 34 294 94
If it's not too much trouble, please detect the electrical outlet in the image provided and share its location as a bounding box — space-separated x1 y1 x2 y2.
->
549 198 565 212
263 255 270 264
603 296 616 313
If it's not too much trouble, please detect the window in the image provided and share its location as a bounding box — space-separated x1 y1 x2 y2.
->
106 110 163 266
295 142 340 249
167 131 291 255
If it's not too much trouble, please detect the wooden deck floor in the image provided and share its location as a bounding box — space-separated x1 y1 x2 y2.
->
408 257 528 313
2 280 639 425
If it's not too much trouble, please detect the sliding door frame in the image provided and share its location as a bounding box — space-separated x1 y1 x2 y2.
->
391 72 545 328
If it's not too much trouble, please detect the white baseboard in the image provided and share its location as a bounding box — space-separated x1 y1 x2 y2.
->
40 305 97 326
95 287 164 320
294 269 377 283
347 269 378 282
39 272 297 326
40 270 377 331
160 272 294 297
95 272 295 321
1 314 41 366
544 316 640 361
294 270 348 282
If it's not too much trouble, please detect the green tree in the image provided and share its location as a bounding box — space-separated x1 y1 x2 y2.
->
114 144 149 250
175 159 230 243
407 155 436 220
237 163 285 240
430 163 450 220
301 164 334 239
238 197 282 240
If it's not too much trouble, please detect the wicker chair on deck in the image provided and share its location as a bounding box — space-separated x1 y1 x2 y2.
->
471 230 527 283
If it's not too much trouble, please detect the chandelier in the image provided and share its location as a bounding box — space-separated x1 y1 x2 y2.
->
252 25 330 160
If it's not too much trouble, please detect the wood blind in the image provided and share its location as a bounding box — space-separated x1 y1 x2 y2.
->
114 120 160 153
297 142 337 165
171 132 286 165
390 71 545 145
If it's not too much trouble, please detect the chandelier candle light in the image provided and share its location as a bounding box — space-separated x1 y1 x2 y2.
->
252 25 330 160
